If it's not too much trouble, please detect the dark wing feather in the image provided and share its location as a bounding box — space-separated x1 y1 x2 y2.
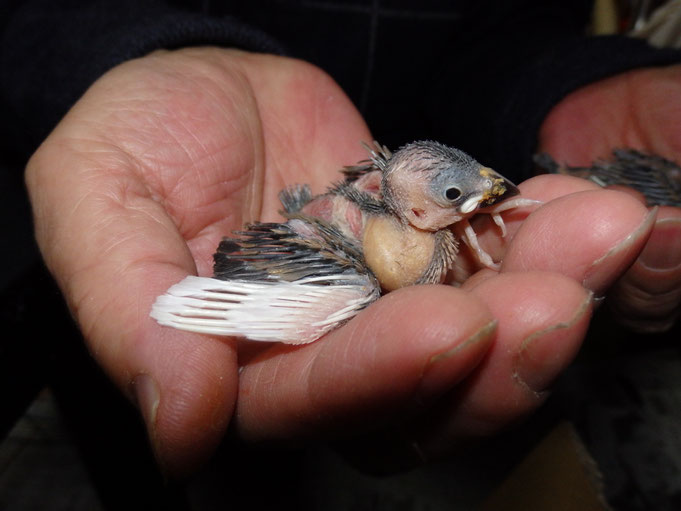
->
278 184 313 213
152 215 381 344
536 149 681 207
341 162 378 182
213 216 374 285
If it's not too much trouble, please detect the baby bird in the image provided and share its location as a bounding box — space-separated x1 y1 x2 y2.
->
151 141 536 344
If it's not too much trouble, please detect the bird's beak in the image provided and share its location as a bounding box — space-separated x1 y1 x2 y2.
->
479 167 520 206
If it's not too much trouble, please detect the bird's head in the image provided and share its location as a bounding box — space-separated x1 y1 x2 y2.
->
382 141 519 231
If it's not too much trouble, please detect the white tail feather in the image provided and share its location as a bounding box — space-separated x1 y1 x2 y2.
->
151 275 378 344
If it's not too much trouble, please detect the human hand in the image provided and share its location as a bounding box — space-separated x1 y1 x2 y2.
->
25 47 372 475
25 47 653 478
538 64 681 332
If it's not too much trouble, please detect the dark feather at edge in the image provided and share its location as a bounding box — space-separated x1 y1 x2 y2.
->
213 216 374 285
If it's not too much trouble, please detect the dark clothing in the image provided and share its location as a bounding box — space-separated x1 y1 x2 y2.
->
2 0 681 177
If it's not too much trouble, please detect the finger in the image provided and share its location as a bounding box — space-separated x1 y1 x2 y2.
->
517 173 601 203
605 184 649 205
453 174 601 276
607 207 681 332
486 173 602 247
415 271 592 457
501 189 654 296
235 285 496 441
129 269 239 478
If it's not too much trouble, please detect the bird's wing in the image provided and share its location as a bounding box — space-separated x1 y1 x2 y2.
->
150 274 378 344
213 218 368 281
151 218 380 344
535 149 681 207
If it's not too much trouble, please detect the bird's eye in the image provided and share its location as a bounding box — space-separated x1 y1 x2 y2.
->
444 187 462 201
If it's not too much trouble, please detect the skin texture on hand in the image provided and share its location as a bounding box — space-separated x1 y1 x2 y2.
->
26 47 372 475
538 65 681 332
25 47 660 477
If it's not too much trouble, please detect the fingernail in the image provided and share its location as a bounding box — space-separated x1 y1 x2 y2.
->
584 207 657 293
515 292 593 394
131 373 160 445
639 218 681 270
419 320 496 398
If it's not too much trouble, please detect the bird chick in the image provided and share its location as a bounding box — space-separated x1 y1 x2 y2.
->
151 141 537 344
361 141 522 288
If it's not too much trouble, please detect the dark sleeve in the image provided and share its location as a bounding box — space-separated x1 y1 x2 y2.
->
426 2 681 179
0 0 286 159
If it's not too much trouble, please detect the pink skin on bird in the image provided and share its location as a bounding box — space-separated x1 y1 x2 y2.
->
299 169 445 290
300 170 383 242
